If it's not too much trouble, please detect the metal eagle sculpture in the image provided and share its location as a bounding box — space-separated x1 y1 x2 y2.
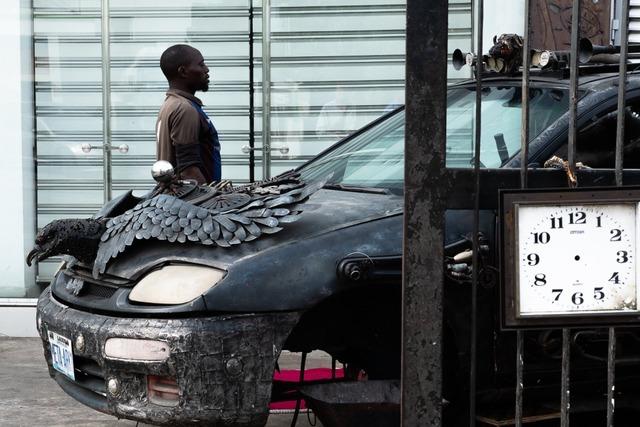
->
26 162 324 278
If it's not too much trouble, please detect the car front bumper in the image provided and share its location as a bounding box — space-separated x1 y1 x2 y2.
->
36 287 300 426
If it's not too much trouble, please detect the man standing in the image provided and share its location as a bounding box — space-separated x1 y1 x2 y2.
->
156 44 221 184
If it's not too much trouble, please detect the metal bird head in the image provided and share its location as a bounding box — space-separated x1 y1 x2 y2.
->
487 33 524 74
26 218 106 267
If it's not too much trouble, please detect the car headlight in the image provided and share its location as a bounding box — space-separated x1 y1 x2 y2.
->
129 264 225 305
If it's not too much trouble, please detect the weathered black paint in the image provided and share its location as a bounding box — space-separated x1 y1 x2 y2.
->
38 288 299 426
403 1 448 425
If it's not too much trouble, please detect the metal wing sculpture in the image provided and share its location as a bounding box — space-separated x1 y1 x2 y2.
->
26 163 325 279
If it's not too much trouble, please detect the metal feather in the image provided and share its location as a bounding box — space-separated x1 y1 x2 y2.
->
259 226 283 234
277 215 301 224
234 226 247 241
244 222 262 237
220 227 234 242
253 217 279 228
213 215 237 232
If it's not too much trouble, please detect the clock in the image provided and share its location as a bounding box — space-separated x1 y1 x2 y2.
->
501 188 640 329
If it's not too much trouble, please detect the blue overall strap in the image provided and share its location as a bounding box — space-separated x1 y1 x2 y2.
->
189 100 221 182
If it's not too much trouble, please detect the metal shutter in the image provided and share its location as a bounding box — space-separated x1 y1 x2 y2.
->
630 0 640 43
260 0 472 177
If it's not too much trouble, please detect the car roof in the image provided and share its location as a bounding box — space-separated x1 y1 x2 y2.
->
449 68 640 91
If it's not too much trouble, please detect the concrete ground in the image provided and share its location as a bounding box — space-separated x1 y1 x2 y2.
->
0 338 325 427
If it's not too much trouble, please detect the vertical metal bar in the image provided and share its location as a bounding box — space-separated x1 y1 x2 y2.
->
470 0 484 424
616 0 630 186
402 1 448 425
561 328 571 427
520 0 531 188
261 0 271 180
607 327 617 427
567 0 580 183
560 3 580 425
516 3 531 426
100 0 112 202
610 2 629 425
248 1 255 183
290 351 307 426
331 357 336 379
515 330 524 426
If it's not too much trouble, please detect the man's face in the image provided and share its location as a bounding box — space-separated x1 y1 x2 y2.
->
180 50 210 92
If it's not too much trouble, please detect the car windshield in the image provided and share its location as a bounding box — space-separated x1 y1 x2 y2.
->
447 86 568 167
299 85 568 191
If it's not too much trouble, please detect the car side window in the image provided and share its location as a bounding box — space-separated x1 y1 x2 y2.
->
552 101 640 168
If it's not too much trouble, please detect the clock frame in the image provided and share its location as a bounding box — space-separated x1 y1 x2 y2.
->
500 187 640 329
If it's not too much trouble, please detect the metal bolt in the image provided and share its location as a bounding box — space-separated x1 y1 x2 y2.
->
277 145 290 155
344 263 362 281
225 357 243 377
81 143 92 153
75 334 85 352
107 378 119 395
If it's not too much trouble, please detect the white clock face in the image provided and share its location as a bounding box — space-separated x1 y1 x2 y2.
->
517 203 639 316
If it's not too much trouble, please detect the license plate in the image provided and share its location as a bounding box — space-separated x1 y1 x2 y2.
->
48 330 75 381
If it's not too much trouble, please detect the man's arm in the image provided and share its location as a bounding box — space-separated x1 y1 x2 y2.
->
180 164 207 184
169 103 208 184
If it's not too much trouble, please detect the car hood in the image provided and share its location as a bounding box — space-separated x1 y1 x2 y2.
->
105 188 404 280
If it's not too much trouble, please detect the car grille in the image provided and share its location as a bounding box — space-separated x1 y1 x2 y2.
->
83 282 117 299
61 263 132 300
73 356 106 396
68 263 131 286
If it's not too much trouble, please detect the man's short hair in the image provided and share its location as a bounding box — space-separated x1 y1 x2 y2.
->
160 44 197 80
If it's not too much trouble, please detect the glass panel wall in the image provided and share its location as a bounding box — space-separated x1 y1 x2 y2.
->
0 0 36 298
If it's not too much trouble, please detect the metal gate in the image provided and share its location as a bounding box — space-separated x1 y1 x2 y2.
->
404 1 638 426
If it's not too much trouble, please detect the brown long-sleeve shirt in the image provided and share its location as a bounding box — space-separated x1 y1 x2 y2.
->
155 89 218 183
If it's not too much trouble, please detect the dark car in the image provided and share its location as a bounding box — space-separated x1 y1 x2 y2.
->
33 64 640 426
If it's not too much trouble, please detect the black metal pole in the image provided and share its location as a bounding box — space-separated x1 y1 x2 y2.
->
248 1 255 183
561 328 571 427
516 2 531 426
567 0 580 183
561 2 581 425
615 0 630 186
470 0 484 424
609 1 630 425
402 1 448 425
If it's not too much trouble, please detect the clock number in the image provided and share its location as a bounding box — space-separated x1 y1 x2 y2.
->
534 273 547 286
569 211 586 225
617 251 629 263
527 253 540 266
610 229 622 242
594 287 605 300
572 292 584 305
532 232 550 244
550 217 564 229
608 272 620 284
552 289 563 302
596 215 602 227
